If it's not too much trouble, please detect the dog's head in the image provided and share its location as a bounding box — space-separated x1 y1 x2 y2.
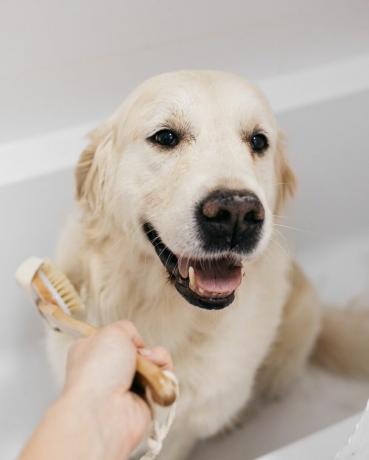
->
76 71 295 310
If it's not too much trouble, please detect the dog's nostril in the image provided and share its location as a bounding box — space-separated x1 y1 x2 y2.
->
203 204 231 223
244 209 264 225
203 201 229 221
213 208 231 223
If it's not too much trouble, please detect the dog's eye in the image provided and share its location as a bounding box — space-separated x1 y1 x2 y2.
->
150 129 180 148
250 133 269 154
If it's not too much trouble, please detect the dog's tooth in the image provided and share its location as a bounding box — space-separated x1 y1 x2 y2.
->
178 258 190 278
189 266 196 291
198 287 205 295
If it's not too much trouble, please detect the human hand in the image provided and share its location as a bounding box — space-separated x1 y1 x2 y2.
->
20 320 173 460
62 320 173 459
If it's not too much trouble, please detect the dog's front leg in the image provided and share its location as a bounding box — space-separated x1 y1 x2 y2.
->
255 263 321 400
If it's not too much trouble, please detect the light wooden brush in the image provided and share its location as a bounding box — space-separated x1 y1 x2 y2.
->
16 257 177 407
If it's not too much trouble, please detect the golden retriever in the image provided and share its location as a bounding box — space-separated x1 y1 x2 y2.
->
48 70 369 460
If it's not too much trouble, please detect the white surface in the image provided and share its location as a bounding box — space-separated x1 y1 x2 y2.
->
1 54 369 188
192 368 369 460
2 0 369 142
260 54 369 113
335 400 369 460
256 415 360 460
0 123 92 187
279 89 369 252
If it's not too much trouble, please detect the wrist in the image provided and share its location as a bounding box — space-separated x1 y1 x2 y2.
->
47 393 106 460
20 392 106 460
58 387 147 460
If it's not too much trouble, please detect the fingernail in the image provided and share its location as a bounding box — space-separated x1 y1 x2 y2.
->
138 348 152 357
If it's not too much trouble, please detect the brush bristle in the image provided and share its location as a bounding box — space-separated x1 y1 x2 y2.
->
41 261 84 314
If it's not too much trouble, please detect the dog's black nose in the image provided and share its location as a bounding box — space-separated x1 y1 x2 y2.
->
196 189 265 253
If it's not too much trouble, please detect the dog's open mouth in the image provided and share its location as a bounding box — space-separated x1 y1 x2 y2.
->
143 222 242 310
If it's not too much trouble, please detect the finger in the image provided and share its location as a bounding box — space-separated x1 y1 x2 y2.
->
138 346 173 370
110 320 145 348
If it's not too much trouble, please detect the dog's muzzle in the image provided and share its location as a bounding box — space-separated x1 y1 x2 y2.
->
142 189 264 310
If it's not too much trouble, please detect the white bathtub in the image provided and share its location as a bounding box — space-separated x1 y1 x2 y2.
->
1 81 369 459
1 2 369 455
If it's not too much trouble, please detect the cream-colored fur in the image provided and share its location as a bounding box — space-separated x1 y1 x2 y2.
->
47 70 368 460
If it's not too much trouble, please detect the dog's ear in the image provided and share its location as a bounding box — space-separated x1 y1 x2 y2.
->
275 131 297 212
75 140 97 201
75 122 114 211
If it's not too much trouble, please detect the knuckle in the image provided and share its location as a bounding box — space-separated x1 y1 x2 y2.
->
119 320 137 334
103 322 133 343
152 346 173 367
102 324 125 340
153 346 168 357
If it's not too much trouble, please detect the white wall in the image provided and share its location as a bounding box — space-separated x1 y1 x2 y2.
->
2 0 369 142
280 89 369 252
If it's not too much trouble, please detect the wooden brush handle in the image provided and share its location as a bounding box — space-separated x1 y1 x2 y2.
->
38 302 176 406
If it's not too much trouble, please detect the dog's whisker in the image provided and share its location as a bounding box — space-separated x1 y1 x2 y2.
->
273 223 314 234
165 252 174 270
164 250 174 272
150 235 162 247
271 229 291 258
157 245 170 261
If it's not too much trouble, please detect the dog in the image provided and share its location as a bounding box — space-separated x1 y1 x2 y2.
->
48 70 369 460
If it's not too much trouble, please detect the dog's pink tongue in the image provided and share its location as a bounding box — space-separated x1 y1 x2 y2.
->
194 265 242 296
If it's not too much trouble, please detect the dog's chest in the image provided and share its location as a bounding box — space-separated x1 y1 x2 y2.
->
163 296 282 428
84 245 290 430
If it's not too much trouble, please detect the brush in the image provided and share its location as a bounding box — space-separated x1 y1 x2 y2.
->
16 257 177 407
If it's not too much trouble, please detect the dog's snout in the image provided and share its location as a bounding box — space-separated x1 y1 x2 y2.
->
197 189 265 253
